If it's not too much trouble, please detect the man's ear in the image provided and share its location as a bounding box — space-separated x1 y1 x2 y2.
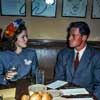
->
82 35 88 42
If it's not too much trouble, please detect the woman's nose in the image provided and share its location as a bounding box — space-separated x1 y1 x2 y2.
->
24 37 28 42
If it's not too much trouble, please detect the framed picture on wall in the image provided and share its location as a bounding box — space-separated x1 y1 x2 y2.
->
92 0 100 19
0 0 26 16
31 0 57 17
0 1 1 15
0 2 1 15
62 0 87 18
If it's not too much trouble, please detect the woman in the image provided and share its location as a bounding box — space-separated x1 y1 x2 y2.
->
0 19 39 85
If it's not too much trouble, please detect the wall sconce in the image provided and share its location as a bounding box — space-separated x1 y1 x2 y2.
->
45 0 55 5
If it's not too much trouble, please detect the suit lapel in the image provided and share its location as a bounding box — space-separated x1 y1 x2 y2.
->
67 50 75 78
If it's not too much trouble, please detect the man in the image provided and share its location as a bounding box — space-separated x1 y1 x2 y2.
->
54 21 100 100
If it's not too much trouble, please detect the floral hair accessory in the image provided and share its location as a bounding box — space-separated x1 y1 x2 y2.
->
4 19 25 37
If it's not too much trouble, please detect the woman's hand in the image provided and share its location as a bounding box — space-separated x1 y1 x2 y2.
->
5 71 17 80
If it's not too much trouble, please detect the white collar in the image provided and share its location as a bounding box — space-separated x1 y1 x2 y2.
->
74 45 87 61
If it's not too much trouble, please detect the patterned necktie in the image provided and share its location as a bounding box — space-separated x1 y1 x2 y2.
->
74 52 79 70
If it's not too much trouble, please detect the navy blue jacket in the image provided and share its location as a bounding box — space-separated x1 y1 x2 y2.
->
54 45 100 100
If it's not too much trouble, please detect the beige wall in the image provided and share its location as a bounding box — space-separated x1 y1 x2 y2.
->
0 0 100 41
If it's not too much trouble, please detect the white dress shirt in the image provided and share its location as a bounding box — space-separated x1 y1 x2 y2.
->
74 45 87 61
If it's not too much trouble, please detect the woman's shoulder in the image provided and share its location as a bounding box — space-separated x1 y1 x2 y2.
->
0 51 10 56
23 48 36 53
0 51 12 59
22 48 37 58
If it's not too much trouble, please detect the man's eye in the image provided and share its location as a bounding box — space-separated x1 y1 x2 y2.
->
72 35 76 37
70 34 75 37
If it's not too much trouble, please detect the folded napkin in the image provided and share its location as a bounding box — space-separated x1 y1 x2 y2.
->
4 97 15 100
0 88 16 99
46 80 68 89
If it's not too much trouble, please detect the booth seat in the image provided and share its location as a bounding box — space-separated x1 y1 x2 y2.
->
28 39 100 82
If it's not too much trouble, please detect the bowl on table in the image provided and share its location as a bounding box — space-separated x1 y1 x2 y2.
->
28 84 47 96
45 89 62 97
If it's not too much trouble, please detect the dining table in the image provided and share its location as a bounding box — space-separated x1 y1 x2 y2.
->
0 79 98 100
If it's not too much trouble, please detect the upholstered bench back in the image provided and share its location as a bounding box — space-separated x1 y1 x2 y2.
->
28 40 100 82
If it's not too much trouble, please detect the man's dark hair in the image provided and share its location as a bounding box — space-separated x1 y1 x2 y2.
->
67 21 90 37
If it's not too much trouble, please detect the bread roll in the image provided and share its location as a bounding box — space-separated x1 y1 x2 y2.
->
21 95 29 100
30 92 42 100
42 92 52 100
22 91 52 100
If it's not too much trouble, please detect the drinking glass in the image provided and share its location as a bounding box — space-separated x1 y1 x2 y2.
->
8 65 18 81
36 70 45 84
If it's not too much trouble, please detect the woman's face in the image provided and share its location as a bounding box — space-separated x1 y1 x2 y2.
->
15 30 28 49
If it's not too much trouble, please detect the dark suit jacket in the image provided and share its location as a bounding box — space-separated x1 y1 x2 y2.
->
54 45 100 100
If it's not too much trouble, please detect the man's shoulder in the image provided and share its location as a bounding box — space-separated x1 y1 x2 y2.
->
86 45 100 58
87 45 100 54
58 47 73 55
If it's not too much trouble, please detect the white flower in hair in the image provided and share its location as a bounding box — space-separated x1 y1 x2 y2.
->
24 59 32 65
13 18 24 28
13 22 19 27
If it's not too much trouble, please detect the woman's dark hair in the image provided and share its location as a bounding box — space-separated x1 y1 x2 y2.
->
67 21 90 37
1 24 27 51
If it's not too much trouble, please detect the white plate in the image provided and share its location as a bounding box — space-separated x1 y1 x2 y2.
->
53 97 67 100
53 97 93 100
60 88 89 96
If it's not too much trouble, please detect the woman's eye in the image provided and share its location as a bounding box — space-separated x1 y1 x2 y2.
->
22 35 26 39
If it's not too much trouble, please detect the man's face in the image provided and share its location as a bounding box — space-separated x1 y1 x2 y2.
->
68 27 83 48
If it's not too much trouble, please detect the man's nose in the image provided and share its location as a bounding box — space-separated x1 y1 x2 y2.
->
68 35 73 41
